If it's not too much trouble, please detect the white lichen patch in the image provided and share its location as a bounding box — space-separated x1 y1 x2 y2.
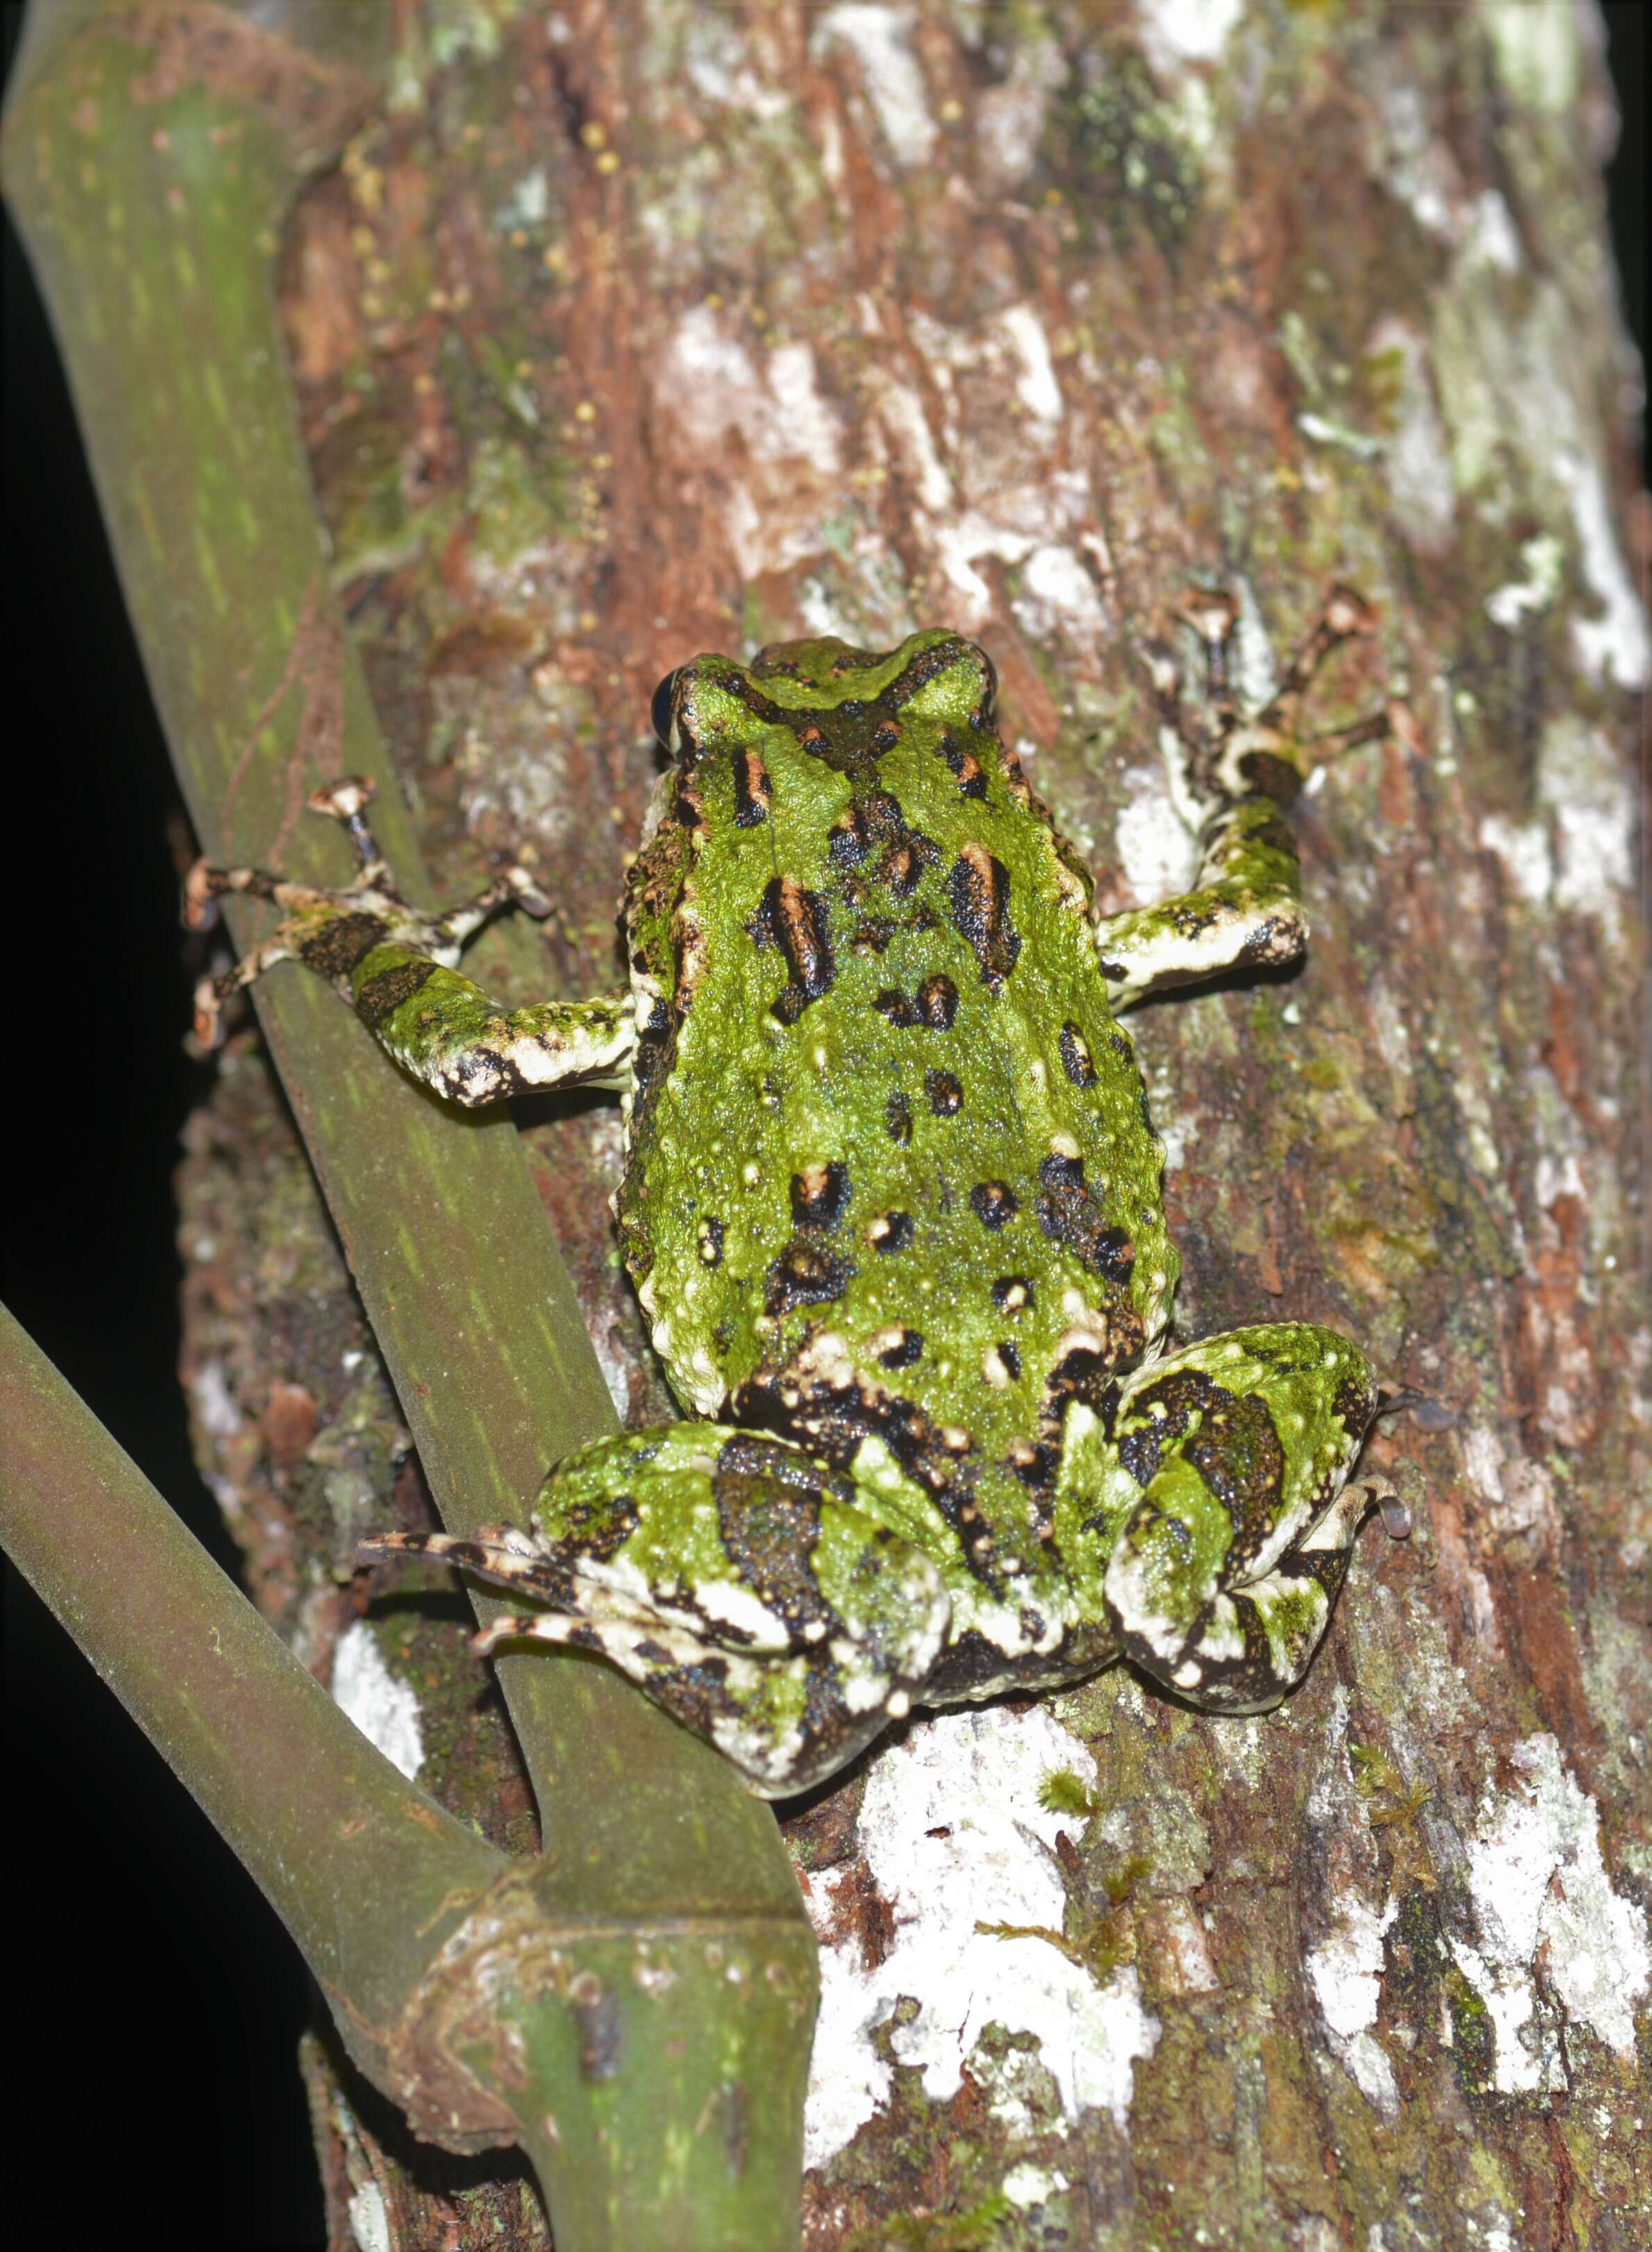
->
811 4 937 168
346 2180 392 2252
1307 1892 1400 2116
191 1359 243 1439
802 1704 1160 2169
1477 814 1553 906
1114 764 1196 904
1002 2159 1069 2209
998 304 1064 426
1552 447 1651 690
1368 317 1455 555
1136 0 1244 77
1483 0 1582 115
657 308 844 577
1456 1732 1651 2090
1484 530 1564 631
1537 715 1637 937
1012 544 1107 645
331 1620 425 1783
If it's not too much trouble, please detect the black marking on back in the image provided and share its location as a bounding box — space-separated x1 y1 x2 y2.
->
947 845 1020 987
877 1328 924 1369
791 1161 851 1231
732 748 771 826
937 731 988 798
302 911 394 982
970 1180 1019 1229
1058 1022 1096 1088
1036 1153 1135 1286
748 875 836 1021
355 956 435 1028
1115 1369 1225 1488
925 1069 963 1117
764 1239 856 1316
1185 1390 1286 1575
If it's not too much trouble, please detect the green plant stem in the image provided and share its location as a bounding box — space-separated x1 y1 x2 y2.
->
2 3 813 2238
0 1304 505 2080
0 1308 817 2244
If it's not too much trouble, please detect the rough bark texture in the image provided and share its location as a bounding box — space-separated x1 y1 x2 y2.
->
173 1 1648 2244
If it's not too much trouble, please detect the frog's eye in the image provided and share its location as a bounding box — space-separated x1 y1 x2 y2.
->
650 670 680 749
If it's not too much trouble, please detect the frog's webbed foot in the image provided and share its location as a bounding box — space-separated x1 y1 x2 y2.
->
186 780 632 1103
1089 1321 1386 1713
358 1424 952 1797
1096 586 1387 1008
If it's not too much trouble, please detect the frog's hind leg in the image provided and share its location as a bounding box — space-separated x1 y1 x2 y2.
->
358 1424 952 1796
188 778 634 1103
1096 586 1386 1008
1091 1321 1396 1713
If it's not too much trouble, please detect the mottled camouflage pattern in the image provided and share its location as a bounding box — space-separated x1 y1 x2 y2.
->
199 607 1398 1793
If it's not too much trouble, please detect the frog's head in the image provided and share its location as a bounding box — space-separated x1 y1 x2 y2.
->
650 629 996 768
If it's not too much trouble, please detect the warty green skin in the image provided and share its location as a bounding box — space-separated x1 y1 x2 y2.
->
194 613 1390 1796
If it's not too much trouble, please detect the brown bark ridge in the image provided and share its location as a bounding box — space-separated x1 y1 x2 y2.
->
175 2 1647 2243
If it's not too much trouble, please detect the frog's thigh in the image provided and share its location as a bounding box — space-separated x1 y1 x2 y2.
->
1096 798 1306 1008
1100 1324 1377 1712
349 942 634 1104
375 1425 951 1796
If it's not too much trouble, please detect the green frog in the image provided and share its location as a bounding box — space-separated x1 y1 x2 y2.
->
191 588 1405 1796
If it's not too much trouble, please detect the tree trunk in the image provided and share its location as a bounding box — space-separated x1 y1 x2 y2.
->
168 1 1647 2242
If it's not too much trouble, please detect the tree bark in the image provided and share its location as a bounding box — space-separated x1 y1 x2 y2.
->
172 1 1647 2242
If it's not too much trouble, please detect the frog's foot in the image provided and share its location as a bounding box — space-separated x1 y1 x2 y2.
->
358 1424 952 1796
1091 1321 1384 1712
1096 586 1386 1008
186 781 632 1101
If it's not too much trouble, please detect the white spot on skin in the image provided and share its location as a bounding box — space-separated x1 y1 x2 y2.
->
1455 1733 1651 2091
803 1705 1159 2169
332 1622 425 1783
811 5 937 168
696 1579 788 1648
1307 1892 1400 2116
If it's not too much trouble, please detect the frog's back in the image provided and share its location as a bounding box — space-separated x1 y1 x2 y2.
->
618 632 1178 1470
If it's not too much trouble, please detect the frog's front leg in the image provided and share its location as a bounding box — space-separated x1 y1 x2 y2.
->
188 778 634 1103
1076 1322 1394 1712
1096 586 1387 1007
360 1425 951 1796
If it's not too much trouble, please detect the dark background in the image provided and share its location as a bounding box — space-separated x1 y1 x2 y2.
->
2 6 1644 2244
